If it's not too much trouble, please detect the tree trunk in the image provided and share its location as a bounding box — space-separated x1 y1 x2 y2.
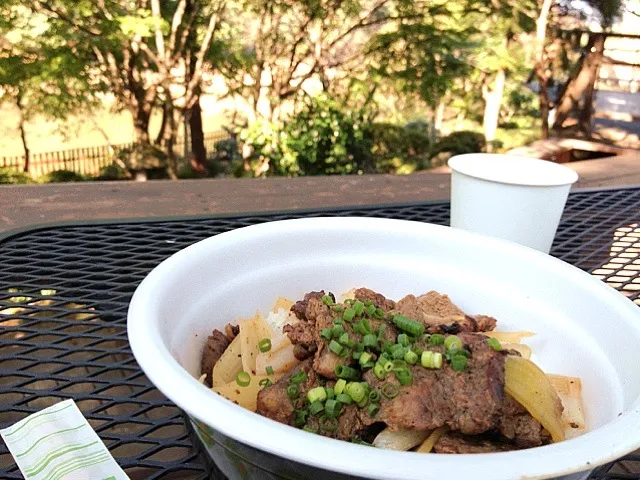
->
159 101 178 179
16 93 30 173
482 67 506 152
434 99 446 137
534 0 553 139
188 94 208 174
155 99 169 146
132 101 152 145
553 33 606 133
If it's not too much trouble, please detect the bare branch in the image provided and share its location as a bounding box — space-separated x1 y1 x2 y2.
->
167 0 188 57
150 0 166 59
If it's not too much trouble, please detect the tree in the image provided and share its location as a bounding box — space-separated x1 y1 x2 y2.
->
18 0 225 176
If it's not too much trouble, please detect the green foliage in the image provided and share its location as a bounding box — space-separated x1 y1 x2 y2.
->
41 170 87 183
370 123 431 173
117 144 168 171
97 163 129 181
0 168 33 184
429 131 486 166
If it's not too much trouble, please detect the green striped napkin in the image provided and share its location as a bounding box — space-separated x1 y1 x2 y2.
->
1 399 128 480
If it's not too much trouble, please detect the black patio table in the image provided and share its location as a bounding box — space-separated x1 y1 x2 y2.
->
0 186 639 479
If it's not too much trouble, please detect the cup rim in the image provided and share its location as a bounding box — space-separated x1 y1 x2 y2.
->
448 153 579 187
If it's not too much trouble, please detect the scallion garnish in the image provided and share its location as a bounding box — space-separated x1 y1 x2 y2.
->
336 393 352 404
286 384 299 399
329 340 343 355
374 308 385 319
404 350 418 365
325 399 341 418
334 364 358 380
345 382 366 402
363 300 374 307
343 307 356 322
303 425 318 433
486 337 502 351
373 362 386 379
421 350 443 369
391 344 406 360
391 314 425 336
236 371 251 387
368 389 381 403
353 300 364 316
358 352 373 367
444 335 462 352
364 304 376 316
258 378 272 388
290 371 308 384
322 294 334 306
332 324 345 337
395 368 413 386
266 366 274 375
367 403 380 417
332 304 344 312
376 323 387 338
397 333 410 347
381 382 399 398
307 386 327 403
320 417 339 432
321 328 333 340
363 333 378 349
429 333 444 346
334 379 347 394
325 387 335 400
309 400 325 415
338 332 350 345
258 338 272 353
450 354 468 371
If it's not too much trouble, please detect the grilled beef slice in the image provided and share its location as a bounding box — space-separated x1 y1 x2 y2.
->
434 431 518 453
200 329 230 387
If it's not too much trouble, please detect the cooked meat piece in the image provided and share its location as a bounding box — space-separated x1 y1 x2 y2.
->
353 288 396 311
200 329 230 387
257 360 317 425
293 343 317 361
257 360 367 440
498 395 551 448
284 322 315 350
364 333 505 435
291 291 326 320
224 323 240 342
434 431 518 453
392 291 496 334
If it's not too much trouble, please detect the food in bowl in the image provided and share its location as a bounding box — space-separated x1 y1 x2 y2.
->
200 287 585 454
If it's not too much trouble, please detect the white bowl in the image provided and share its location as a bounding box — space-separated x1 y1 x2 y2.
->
128 217 640 480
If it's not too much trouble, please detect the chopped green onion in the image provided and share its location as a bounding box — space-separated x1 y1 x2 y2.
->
309 400 325 415
352 351 362 360
392 314 425 336
329 340 343 355
339 347 351 358
290 371 308 384
332 304 344 312
391 359 407 372
353 300 364 316
367 403 380 417
344 299 354 305
421 350 443 369
334 379 347 394
303 425 318 433
332 324 345 337
334 364 358 380
333 317 343 325
345 382 366 402
368 389 381 403
450 354 468 371
376 322 388 338
287 384 299 399
429 334 444 346
361 362 374 369
320 417 339 432
258 338 272 353
364 300 374 307
325 399 341 418
382 359 393 372
391 345 406 360
359 352 373 367
343 307 356 322
365 304 376 316
336 393 352 404
404 350 418 365
397 333 410 347
355 319 372 335
373 362 386 379
294 409 308 426
444 335 463 352
325 387 335 400
487 337 502 351
322 294 334 306
381 382 399 398
357 397 369 408
374 308 385 319
338 332 350 345
381 340 395 354
433 352 443 369
236 371 251 387
307 386 327 404
259 378 272 388
395 369 413 386
363 334 378 348
321 328 333 340
421 333 431 342
265 366 274 376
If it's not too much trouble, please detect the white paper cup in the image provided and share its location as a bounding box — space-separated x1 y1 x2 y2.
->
449 153 579 253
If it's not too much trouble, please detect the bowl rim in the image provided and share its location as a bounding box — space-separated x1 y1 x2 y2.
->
128 217 640 480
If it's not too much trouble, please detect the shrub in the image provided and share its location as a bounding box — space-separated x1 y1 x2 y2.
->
97 163 129 181
370 123 431 173
429 130 486 166
0 168 33 184
41 170 87 183
117 144 168 171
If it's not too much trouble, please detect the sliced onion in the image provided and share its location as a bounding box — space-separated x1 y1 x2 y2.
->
373 428 431 451
505 355 565 443
416 426 448 453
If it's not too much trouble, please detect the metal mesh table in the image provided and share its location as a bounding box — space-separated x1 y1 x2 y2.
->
1 186 639 479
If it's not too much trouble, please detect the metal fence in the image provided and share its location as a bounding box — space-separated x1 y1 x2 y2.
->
0 130 230 177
